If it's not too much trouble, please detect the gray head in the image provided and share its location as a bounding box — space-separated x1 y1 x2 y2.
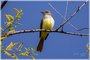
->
41 10 51 15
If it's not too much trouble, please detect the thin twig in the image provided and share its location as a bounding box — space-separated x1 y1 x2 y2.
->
62 1 68 31
48 2 66 21
48 2 78 30
77 28 89 31
64 1 79 30
64 1 68 18
1 29 89 41
55 1 88 30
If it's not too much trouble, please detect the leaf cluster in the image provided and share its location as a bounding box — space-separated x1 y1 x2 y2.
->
1 42 37 60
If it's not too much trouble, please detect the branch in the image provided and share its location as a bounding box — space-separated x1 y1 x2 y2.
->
48 2 79 31
1 0 7 10
77 28 89 31
1 29 89 41
64 1 68 18
56 1 88 30
49 2 79 31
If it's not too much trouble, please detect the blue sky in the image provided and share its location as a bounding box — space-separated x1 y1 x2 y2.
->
1 1 89 59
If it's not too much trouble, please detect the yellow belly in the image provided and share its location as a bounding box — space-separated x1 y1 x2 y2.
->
41 18 54 39
42 18 54 30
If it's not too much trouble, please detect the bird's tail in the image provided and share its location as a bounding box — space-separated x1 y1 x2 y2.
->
37 37 44 52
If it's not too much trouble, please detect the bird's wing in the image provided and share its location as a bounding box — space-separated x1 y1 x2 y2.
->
40 19 43 38
44 33 49 40
40 19 49 40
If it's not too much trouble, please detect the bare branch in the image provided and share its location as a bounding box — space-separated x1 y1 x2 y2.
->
48 2 64 19
64 1 68 18
77 28 89 31
48 2 78 31
1 29 89 41
56 1 88 30
64 1 78 30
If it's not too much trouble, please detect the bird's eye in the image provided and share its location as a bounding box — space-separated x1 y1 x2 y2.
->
45 11 49 13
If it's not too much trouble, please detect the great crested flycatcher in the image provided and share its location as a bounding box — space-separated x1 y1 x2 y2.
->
37 10 55 52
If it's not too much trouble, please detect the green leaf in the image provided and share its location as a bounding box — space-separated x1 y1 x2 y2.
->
6 22 13 27
13 8 23 20
6 42 14 50
5 14 14 22
31 47 36 52
6 22 15 32
17 42 24 51
12 42 18 48
20 51 30 56
86 43 90 53
6 42 18 51
9 26 15 31
2 49 18 60
11 53 18 60
24 47 31 51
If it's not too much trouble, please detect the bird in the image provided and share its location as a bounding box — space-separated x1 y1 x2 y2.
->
37 10 55 52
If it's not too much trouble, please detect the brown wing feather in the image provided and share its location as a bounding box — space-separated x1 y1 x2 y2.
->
40 19 43 38
45 33 49 40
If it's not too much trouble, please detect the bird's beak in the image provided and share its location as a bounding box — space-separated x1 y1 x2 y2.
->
41 11 44 14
